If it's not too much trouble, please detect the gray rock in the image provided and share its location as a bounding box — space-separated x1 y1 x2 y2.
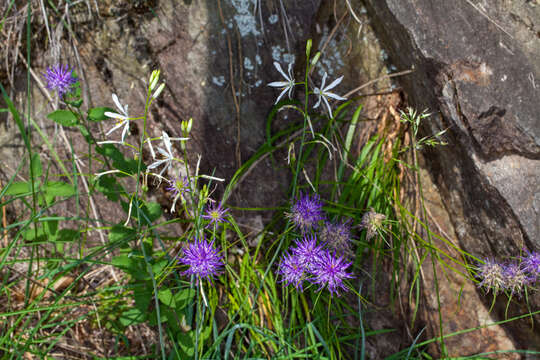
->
362 0 540 353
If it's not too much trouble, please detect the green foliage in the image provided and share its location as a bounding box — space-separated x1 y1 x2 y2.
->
96 144 142 175
87 107 114 122
46 110 78 126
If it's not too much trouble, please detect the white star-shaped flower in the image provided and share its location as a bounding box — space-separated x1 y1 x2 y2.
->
147 131 174 177
313 72 347 117
267 62 295 104
104 93 130 143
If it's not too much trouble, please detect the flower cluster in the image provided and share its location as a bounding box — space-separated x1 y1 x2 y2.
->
268 62 347 117
359 208 386 241
202 202 229 228
476 251 540 296
166 174 190 213
286 192 324 232
319 219 353 256
521 250 540 277
280 192 356 296
278 234 353 296
44 64 77 98
178 236 224 281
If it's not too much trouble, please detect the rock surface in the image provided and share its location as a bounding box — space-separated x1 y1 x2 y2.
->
362 0 540 354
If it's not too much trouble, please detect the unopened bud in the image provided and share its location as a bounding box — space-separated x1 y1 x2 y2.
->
149 70 160 91
152 83 165 99
310 52 321 68
306 39 312 58
181 118 193 134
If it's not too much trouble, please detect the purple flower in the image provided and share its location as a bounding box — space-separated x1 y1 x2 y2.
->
502 263 532 295
202 202 229 227
178 236 223 281
291 234 325 270
319 219 352 255
521 250 540 278
476 258 506 294
310 250 354 296
166 175 190 197
287 192 324 232
44 64 77 98
166 175 190 213
278 252 306 290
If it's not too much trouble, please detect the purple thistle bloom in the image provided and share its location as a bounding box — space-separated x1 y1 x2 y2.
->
476 258 506 295
319 219 353 255
202 202 229 227
166 175 190 213
310 250 354 296
287 192 324 232
43 64 77 98
521 250 540 278
166 175 190 197
278 252 306 290
291 234 325 270
502 263 532 295
178 236 223 281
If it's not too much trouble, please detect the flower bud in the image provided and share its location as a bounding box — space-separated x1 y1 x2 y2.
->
310 52 321 68
306 39 312 58
149 70 160 91
152 83 165 99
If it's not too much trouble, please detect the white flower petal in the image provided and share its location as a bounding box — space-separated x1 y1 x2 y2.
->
147 138 156 158
105 112 128 120
325 92 347 101
274 62 289 81
320 72 328 90
274 88 288 104
162 131 172 156
287 63 294 80
324 75 344 91
106 121 125 136
147 159 166 169
268 81 288 88
157 147 169 158
121 121 130 143
322 97 333 116
313 95 322 109
112 93 121 110
112 94 127 116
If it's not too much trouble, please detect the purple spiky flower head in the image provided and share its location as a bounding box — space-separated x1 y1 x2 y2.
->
202 202 229 227
521 250 540 278
277 252 306 290
310 250 354 296
287 192 324 232
178 236 223 281
502 263 532 296
166 175 190 197
476 258 506 295
319 219 353 255
166 175 190 213
43 64 77 98
291 234 325 270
